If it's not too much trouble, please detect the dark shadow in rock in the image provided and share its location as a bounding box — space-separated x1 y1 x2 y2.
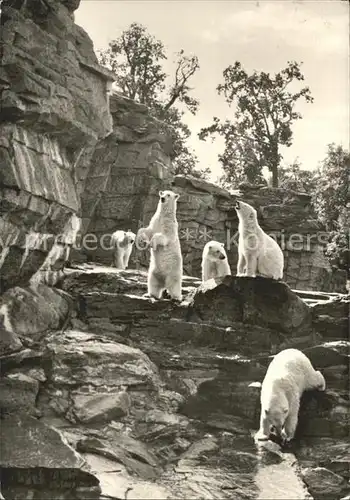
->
181 375 261 428
296 389 349 440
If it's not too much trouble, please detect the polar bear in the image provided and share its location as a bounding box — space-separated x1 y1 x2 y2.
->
110 230 136 269
235 200 284 280
256 348 326 444
136 190 183 301
201 240 231 282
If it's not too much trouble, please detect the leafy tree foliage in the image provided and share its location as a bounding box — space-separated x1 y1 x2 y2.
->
98 23 208 179
279 160 317 193
312 144 349 272
199 61 313 187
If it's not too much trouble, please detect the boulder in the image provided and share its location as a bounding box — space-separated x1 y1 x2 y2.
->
1 415 100 500
45 330 160 390
68 391 131 424
301 467 348 500
0 326 23 356
0 284 70 335
187 275 311 334
0 373 39 416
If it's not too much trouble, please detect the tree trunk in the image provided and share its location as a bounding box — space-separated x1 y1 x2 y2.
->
272 166 278 187
270 139 279 187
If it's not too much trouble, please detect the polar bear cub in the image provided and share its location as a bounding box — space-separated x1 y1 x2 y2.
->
235 200 284 280
256 348 326 444
136 190 183 301
201 240 231 282
110 230 136 269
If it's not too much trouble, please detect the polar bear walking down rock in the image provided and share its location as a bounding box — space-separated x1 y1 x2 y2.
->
110 230 136 270
235 200 284 280
136 190 183 301
201 240 231 282
256 348 326 444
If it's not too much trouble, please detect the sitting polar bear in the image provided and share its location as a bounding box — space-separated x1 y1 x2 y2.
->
110 230 136 269
235 200 284 280
136 190 182 301
201 240 231 282
256 348 326 444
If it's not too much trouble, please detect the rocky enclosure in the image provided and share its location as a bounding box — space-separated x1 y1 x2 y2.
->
1 266 349 499
81 141 347 293
1 1 349 499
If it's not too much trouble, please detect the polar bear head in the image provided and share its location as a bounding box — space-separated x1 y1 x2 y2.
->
235 200 258 223
125 230 136 245
203 240 228 262
111 230 135 248
159 190 180 212
264 393 289 436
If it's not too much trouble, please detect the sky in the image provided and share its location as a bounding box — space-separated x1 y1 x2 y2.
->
75 0 349 181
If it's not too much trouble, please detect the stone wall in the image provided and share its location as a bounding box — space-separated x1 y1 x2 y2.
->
0 0 114 291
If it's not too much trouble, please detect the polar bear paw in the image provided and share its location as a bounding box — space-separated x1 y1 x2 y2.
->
150 232 167 251
136 229 150 250
280 428 294 447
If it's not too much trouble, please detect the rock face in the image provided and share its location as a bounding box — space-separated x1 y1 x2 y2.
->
79 92 174 266
0 0 114 292
1 265 349 500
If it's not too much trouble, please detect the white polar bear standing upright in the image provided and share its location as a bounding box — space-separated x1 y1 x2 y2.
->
110 230 136 269
256 348 326 444
235 200 284 280
201 240 231 282
136 190 183 301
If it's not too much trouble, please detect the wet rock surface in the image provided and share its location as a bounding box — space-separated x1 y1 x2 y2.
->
1 265 349 499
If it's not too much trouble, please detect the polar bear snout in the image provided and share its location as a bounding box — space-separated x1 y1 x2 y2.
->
159 190 166 203
219 254 226 260
235 201 241 210
270 423 283 435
